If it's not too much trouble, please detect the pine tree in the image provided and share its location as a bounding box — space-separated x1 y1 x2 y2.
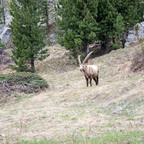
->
9 0 48 72
56 0 144 55
97 0 125 53
115 0 144 41
39 0 51 33
55 0 98 56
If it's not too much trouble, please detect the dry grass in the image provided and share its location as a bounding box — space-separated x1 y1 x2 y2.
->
0 49 14 75
131 45 144 72
0 44 144 143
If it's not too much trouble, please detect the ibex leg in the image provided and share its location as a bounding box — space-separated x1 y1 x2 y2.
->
90 78 92 86
85 76 89 87
96 76 99 85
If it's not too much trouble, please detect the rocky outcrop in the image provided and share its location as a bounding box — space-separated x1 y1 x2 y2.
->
0 1 12 47
0 25 12 47
125 22 144 47
0 0 58 47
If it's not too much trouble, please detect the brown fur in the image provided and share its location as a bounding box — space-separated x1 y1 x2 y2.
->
78 52 99 87
82 65 99 87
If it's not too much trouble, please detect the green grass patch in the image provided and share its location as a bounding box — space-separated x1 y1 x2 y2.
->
41 116 51 119
71 117 78 121
16 94 34 101
79 128 86 132
107 123 114 127
60 114 70 119
18 131 144 144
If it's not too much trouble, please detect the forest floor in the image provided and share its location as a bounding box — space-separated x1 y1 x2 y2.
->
0 43 144 143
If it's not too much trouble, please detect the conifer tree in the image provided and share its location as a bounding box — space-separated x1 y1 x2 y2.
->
97 0 125 53
9 0 48 72
55 0 98 56
39 0 50 33
115 0 144 43
56 0 144 55
95 0 144 52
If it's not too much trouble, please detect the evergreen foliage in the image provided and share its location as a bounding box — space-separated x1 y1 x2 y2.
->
56 0 144 55
0 72 48 93
97 0 144 52
0 0 3 24
97 0 124 52
0 38 6 49
40 0 51 33
9 0 48 72
55 0 98 56
0 0 6 25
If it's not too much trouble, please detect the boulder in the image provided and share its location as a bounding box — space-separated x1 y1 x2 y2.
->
126 22 144 47
0 26 11 47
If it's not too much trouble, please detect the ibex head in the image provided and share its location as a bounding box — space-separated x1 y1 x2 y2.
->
78 51 93 72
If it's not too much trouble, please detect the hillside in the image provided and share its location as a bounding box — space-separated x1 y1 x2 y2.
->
0 44 144 143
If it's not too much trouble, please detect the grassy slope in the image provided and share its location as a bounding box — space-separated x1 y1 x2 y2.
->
0 44 144 143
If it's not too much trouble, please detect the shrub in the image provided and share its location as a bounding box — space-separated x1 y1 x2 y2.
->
138 37 144 43
0 38 6 49
0 72 48 94
111 40 123 50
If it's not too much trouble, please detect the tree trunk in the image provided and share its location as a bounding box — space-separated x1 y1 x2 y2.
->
45 1 49 33
3 9 5 25
1 0 5 25
85 43 90 63
31 59 35 72
105 37 111 53
101 42 105 53
85 43 90 56
121 30 129 48
101 37 112 53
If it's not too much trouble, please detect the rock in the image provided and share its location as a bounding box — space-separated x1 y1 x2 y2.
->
125 42 131 47
0 26 12 47
50 33 55 39
126 22 144 47
49 33 57 45
0 47 4 54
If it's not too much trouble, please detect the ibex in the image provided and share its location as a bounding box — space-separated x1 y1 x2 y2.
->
78 51 99 87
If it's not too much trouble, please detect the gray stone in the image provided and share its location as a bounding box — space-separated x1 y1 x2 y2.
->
50 33 55 38
126 22 144 47
125 42 131 47
0 26 11 47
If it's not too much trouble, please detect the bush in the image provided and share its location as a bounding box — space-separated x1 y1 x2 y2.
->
0 38 6 49
0 72 48 93
111 40 123 50
138 37 144 43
